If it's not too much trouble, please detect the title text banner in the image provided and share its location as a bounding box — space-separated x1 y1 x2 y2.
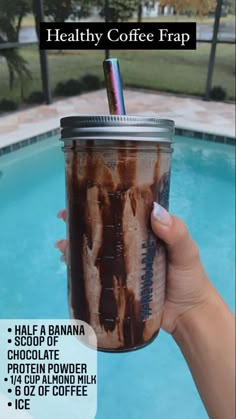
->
40 22 196 50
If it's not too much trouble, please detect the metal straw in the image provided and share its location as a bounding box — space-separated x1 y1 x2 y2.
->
103 58 126 115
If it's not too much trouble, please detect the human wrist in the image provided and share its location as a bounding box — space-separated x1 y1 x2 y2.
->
172 283 218 342
171 284 235 419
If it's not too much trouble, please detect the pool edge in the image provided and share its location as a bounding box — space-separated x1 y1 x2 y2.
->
0 126 235 156
0 128 60 156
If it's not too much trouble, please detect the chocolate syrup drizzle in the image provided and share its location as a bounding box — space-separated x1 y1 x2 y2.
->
67 142 163 350
68 149 90 324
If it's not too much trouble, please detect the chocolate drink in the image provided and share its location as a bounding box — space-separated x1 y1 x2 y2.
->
60 116 174 352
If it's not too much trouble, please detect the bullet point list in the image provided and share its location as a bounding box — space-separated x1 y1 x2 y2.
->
1 320 97 414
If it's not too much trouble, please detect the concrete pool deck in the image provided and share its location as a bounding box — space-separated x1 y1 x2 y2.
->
0 89 235 149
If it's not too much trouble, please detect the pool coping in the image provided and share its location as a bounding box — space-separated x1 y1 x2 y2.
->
0 125 235 156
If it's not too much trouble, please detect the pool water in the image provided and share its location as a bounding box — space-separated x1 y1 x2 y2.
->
0 136 235 419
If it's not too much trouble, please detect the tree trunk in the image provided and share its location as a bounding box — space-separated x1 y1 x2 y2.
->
8 65 15 90
16 14 23 41
137 1 142 22
32 0 40 40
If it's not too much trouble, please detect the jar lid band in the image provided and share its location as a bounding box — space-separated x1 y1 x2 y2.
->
60 115 174 143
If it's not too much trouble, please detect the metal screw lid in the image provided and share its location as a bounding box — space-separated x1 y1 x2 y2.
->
60 115 174 142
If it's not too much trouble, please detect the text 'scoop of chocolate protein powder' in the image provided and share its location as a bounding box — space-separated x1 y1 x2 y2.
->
60 115 174 352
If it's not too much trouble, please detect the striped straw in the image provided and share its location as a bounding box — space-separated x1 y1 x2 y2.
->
103 58 126 115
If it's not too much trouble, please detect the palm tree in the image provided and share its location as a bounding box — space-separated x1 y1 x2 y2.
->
0 0 31 90
0 37 31 90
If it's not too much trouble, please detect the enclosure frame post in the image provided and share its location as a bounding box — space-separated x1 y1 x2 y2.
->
34 0 52 104
204 0 223 100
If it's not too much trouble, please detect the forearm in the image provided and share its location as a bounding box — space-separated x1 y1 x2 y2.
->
173 286 235 419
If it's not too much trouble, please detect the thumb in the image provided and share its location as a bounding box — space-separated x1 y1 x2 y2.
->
151 202 199 267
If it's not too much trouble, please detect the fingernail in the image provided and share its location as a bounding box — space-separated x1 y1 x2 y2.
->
152 202 172 226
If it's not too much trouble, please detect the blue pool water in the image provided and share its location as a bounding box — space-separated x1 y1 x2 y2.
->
0 136 235 419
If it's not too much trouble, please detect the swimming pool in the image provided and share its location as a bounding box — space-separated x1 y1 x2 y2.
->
0 135 235 419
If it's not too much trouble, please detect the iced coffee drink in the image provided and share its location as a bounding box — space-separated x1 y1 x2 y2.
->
60 115 174 352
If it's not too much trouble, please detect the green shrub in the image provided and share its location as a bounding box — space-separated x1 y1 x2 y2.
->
0 99 18 112
210 86 227 101
81 74 101 92
25 91 44 104
54 79 82 97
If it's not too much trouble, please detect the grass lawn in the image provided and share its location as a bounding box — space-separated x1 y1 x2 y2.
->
0 44 235 104
21 14 47 27
130 14 236 24
21 13 236 27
